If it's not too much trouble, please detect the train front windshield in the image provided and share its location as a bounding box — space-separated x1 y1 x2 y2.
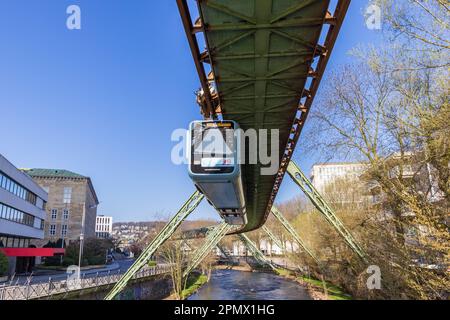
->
191 121 236 174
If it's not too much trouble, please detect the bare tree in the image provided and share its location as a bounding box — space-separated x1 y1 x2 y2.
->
376 0 450 69
296 41 449 298
159 239 190 300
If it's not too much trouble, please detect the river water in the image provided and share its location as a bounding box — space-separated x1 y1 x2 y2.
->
188 269 311 300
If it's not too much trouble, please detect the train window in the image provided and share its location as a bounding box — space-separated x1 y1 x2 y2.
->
190 121 236 174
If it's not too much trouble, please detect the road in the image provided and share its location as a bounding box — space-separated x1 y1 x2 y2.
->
8 259 135 285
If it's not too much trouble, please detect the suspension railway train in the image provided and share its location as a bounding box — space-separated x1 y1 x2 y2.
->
188 120 247 225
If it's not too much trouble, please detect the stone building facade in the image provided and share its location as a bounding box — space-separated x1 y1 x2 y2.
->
21 169 99 247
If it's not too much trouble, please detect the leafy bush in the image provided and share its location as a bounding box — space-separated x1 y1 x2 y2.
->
87 256 104 266
0 251 8 276
62 257 75 267
64 238 113 267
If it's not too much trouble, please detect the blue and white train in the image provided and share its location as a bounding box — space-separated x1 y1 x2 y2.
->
187 120 247 225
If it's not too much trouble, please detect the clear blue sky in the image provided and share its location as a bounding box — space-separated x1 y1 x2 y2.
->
0 0 381 222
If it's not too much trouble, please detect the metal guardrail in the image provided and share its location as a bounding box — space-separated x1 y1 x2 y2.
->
0 264 172 300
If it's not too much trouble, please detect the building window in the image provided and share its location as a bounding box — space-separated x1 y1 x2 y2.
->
25 191 37 205
49 224 56 236
0 171 43 206
63 187 72 204
63 209 69 220
0 202 35 227
51 209 57 220
61 225 68 237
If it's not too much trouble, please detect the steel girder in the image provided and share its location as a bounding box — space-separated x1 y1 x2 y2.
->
271 205 319 263
183 222 234 277
264 0 351 233
287 161 368 262
261 225 284 250
216 244 232 260
176 0 216 118
238 233 275 270
177 0 351 233
104 191 204 300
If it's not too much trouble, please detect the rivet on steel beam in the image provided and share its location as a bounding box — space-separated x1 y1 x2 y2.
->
302 89 312 99
308 68 318 78
324 11 337 25
193 18 203 33
315 44 328 56
199 51 210 63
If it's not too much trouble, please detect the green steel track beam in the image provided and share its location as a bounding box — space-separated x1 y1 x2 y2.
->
287 161 368 262
261 225 284 251
176 0 215 118
238 234 275 270
264 0 351 234
271 205 319 263
183 222 233 277
216 244 232 261
104 191 204 300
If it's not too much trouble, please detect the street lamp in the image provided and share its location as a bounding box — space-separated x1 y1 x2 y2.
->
78 202 98 269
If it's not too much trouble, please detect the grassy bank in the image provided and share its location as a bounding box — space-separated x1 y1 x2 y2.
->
299 275 352 300
275 268 352 300
182 274 208 299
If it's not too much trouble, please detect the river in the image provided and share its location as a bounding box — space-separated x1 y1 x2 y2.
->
188 269 311 300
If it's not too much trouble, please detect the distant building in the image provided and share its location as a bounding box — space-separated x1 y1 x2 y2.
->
111 222 160 250
96 215 112 239
231 239 297 257
21 169 99 247
369 152 446 212
259 239 298 256
310 162 367 193
0 154 62 275
232 240 246 256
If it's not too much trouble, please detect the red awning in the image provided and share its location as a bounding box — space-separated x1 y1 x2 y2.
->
0 248 65 257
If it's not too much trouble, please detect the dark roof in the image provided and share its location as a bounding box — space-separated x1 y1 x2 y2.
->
21 168 86 179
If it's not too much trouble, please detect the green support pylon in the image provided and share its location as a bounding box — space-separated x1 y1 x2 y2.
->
287 161 368 262
183 222 233 277
216 244 232 261
238 234 275 270
261 225 284 251
104 191 204 300
271 205 319 263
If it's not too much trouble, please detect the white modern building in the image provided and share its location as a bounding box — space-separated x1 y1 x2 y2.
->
259 239 298 255
95 215 113 239
310 162 367 193
231 239 298 257
0 154 63 276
